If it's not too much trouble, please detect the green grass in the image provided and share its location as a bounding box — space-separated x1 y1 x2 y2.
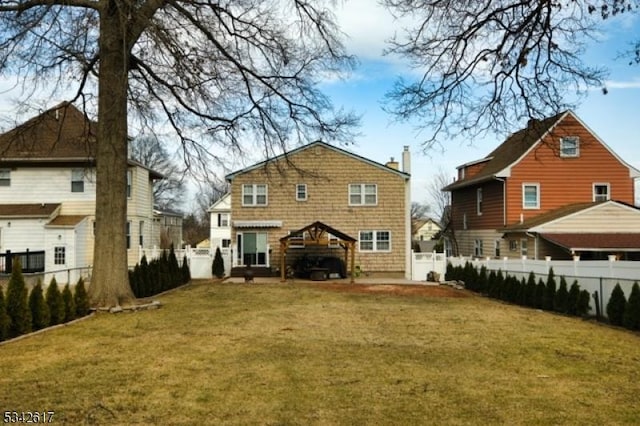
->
1 281 640 425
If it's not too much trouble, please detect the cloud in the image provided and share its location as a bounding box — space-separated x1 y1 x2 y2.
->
604 79 640 89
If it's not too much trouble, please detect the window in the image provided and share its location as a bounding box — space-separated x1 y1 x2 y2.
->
328 233 340 248
560 136 579 157
520 239 528 257
474 239 483 257
54 246 66 265
523 183 540 209
477 187 483 215
217 213 229 227
509 240 518 252
296 184 307 201
71 169 84 192
126 221 131 249
242 184 267 206
139 221 144 247
126 170 132 198
222 238 231 248
359 230 391 252
0 169 10 187
349 184 377 205
495 240 501 258
593 183 610 202
289 230 306 248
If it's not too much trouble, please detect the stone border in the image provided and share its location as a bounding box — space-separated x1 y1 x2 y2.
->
0 312 96 347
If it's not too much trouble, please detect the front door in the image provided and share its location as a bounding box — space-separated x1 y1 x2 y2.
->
238 232 268 266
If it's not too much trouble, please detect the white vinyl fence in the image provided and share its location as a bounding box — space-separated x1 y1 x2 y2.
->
138 246 230 279
448 256 640 317
412 251 447 281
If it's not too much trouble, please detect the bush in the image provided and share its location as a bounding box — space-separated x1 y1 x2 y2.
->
46 277 65 326
555 276 569 313
623 282 640 330
6 259 31 338
567 280 581 316
543 268 557 311
0 288 10 341
29 280 50 331
477 266 488 293
577 290 591 316
606 283 626 326
168 245 181 288
525 272 537 308
535 279 546 309
517 277 528 306
74 277 90 317
181 255 191 284
212 247 225 278
62 284 76 323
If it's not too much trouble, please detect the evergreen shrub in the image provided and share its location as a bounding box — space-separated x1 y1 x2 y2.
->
29 280 50 331
6 259 32 338
606 283 626 326
46 277 65 326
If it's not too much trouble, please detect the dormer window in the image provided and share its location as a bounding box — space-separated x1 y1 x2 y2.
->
560 137 579 158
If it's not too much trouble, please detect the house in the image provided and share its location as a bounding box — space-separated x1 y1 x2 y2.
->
225 141 411 278
443 111 640 260
0 102 162 282
412 217 441 241
152 207 183 249
208 192 231 252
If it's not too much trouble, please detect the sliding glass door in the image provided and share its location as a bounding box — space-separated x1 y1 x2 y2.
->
237 232 268 266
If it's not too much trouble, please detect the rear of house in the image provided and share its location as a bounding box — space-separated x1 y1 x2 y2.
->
226 141 411 278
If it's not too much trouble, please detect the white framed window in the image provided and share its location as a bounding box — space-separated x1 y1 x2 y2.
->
477 187 483 215
359 230 391 252
509 240 518 252
462 213 467 230
560 136 579 158
288 230 306 248
218 213 229 227
474 239 483 257
54 246 66 265
328 233 340 248
139 221 144 247
126 170 133 198
71 169 85 192
349 184 377 206
242 184 268 206
126 221 131 249
522 183 540 209
593 183 610 202
221 238 231 249
296 184 307 201
494 240 501 258
0 169 10 187
520 239 528 257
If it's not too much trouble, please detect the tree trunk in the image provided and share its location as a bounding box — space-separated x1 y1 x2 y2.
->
88 0 135 307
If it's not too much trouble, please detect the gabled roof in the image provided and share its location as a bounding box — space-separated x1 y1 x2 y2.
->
539 233 640 252
0 203 60 218
280 220 356 243
207 193 230 212
501 202 598 232
46 215 88 227
444 111 640 191
226 141 410 181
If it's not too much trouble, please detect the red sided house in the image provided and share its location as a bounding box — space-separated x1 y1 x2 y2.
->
443 111 640 260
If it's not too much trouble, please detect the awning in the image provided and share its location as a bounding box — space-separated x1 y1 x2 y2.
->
233 220 282 228
540 233 640 252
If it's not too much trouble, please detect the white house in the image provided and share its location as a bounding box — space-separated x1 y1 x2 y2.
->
0 102 163 284
207 193 231 275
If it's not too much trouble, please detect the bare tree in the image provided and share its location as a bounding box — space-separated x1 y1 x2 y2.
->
129 136 186 210
0 1 357 307
426 167 456 253
410 201 430 236
382 0 639 151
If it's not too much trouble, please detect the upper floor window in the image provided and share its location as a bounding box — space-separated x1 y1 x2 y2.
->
217 213 229 227
296 184 307 201
71 169 85 192
560 137 579 158
593 183 610 202
359 230 391 252
0 169 10 187
349 184 377 206
523 183 540 209
126 170 133 198
477 187 483 215
242 184 267 206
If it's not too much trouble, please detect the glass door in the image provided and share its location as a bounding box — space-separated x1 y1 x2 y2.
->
240 232 268 266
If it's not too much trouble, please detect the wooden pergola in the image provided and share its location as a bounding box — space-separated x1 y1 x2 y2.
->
279 221 357 283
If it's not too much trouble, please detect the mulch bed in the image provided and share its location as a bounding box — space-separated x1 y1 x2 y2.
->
305 282 470 298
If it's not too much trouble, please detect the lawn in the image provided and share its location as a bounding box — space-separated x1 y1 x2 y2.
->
1 281 639 425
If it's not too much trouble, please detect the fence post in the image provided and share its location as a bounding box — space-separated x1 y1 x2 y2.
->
599 277 604 316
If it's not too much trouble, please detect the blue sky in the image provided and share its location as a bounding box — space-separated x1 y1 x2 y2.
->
328 1 640 208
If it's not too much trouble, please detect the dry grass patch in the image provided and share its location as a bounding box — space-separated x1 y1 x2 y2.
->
1 281 639 424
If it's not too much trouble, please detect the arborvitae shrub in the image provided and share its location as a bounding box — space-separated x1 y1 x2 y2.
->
517 277 528 306
462 262 473 288
140 255 150 296
62 284 76 323
181 255 191 284
129 267 139 298
555 276 569 313
535 279 546 309
567 280 581 316
168 245 181 288
487 270 497 297
526 272 537 307
577 290 591 316
74 277 90 317
606 283 626 326
623 282 640 330
212 247 225 278
6 259 32 338
0 288 10 341
543 268 557 311
46 277 65 326
445 263 454 281
29 280 50 331
477 266 488 293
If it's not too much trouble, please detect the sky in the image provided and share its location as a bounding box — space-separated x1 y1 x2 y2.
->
0 1 639 212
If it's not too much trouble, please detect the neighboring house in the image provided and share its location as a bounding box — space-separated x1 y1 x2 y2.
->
152 207 183 249
225 141 411 278
443 111 640 260
0 102 162 282
412 218 441 241
195 238 210 249
208 193 231 252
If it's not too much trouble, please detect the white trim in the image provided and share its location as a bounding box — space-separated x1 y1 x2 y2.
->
242 183 268 206
592 182 611 202
295 183 307 201
358 230 391 252
348 183 378 206
560 136 580 158
522 183 540 209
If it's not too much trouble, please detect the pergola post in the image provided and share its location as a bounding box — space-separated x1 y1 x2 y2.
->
280 241 286 282
350 241 355 284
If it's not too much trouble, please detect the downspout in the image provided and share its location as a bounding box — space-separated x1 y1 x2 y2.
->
403 146 411 279
526 232 538 260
